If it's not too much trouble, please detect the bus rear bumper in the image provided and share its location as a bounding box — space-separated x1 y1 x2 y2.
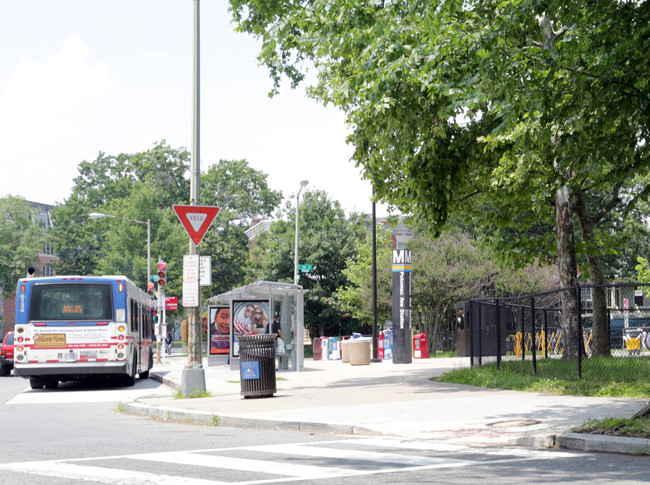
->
14 361 127 378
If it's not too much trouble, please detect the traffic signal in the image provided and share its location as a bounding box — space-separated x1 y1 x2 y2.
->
147 282 154 296
157 261 167 287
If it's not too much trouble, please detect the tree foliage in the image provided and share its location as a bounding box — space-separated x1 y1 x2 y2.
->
228 0 649 357
0 196 46 295
51 143 281 302
335 224 393 333
250 189 366 337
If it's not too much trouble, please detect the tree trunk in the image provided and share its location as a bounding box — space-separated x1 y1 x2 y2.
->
573 189 611 357
555 183 581 359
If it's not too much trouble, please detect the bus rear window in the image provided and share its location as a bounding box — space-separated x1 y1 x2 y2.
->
29 284 113 321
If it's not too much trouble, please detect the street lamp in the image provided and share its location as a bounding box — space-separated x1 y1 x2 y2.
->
293 180 309 285
88 213 151 284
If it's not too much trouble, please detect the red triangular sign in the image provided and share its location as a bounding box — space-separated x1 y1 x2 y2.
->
173 205 220 247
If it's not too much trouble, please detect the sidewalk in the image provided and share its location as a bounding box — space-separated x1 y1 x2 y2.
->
125 354 650 455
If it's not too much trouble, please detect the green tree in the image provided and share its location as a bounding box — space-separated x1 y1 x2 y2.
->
251 189 366 337
335 225 393 333
51 140 191 278
228 0 649 358
51 144 281 303
0 196 46 294
199 159 282 297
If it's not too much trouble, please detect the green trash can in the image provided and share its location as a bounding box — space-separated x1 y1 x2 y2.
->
239 334 277 398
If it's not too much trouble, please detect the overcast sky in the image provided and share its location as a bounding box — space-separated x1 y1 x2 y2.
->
0 0 387 216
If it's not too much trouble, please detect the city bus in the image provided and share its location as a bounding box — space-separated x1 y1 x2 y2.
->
13 275 154 389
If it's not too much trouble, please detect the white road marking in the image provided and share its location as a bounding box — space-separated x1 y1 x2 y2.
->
238 442 467 466
0 437 577 484
0 461 223 484
128 451 355 478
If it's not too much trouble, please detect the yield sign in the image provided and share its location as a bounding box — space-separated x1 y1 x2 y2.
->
172 205 220 246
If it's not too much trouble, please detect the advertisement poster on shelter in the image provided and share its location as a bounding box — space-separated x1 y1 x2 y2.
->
230 300 270 358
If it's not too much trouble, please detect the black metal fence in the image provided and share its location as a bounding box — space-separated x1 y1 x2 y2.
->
460 283 650 381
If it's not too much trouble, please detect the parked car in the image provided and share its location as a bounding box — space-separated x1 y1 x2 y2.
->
1 331 15 376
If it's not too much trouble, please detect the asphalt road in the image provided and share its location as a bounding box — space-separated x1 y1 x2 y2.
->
1 373 648 484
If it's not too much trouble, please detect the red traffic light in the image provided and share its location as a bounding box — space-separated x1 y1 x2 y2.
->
146 282 154 295
157 261 167 286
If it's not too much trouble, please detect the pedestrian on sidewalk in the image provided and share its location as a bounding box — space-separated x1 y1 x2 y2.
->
165 331 173 355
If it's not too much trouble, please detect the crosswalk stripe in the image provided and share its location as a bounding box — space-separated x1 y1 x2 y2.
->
0 437 580 484
0 461 223 485
128 451 356 479
238 443 468 467
348 437 581 458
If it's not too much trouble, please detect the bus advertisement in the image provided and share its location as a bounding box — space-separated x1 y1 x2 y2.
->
13 276 154 389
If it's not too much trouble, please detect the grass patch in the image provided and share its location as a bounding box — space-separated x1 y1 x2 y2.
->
116 402 125 412
429 351 457 358
174 389 212 399
435 356 650 398
574 416 650 440
435 356 650 440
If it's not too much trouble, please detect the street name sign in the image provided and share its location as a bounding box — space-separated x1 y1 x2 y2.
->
173 205 220 246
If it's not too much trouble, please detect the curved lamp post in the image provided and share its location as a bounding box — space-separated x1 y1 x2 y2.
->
89 212 151 284
293 180 309 285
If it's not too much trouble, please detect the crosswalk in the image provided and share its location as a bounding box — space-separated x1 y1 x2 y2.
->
0 437 580 484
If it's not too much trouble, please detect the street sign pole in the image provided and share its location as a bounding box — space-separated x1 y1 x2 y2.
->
182 0 206 397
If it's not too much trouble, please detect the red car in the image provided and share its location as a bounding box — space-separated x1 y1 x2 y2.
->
1 331 14 376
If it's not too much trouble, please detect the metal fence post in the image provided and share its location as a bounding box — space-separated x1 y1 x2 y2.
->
521 305 526 361
577 285 582 379
496 299 501 370
469 301 474 367
544 309 548 359
531 297 537 376
478 301 483 367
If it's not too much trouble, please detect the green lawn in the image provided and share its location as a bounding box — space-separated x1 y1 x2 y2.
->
435 355 650 440
435 356 650 398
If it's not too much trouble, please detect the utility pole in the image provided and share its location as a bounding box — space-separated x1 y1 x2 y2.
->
181 0 206 395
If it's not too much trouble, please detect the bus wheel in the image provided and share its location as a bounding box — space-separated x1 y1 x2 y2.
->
44 379 59 389
30 378 45 389
122 358 136 387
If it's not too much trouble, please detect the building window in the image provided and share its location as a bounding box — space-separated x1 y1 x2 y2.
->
43 264 54 277
43 241 55 255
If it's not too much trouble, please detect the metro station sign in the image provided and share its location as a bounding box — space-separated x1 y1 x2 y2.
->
172 205 220 246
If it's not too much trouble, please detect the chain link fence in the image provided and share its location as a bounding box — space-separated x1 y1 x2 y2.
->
459 284 650 382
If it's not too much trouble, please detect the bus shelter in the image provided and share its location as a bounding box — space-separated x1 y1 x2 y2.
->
207 281 305 372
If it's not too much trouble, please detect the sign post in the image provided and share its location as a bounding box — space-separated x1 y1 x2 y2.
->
392 249 412 364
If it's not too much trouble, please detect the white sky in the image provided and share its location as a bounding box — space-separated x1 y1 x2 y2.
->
0 0 387 216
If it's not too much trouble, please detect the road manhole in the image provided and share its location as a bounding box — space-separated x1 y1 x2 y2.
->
487 419 541 428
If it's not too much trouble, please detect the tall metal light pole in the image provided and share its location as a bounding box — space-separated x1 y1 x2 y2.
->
371 200 382 363
293 180 309 285
88 213 151 284
182 0 206 395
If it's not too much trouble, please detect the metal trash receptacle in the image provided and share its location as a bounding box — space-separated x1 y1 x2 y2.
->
239 334 276 398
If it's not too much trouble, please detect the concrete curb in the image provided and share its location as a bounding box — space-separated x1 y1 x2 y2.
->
557 432 650 455
123 401 385 436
